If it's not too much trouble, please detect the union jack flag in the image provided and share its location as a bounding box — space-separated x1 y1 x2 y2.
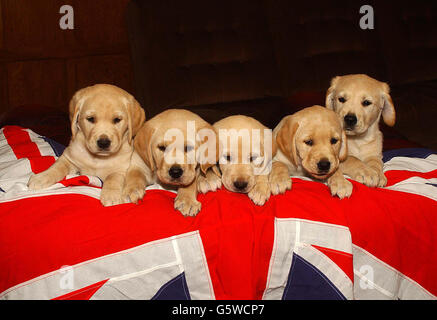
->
0 126 436 300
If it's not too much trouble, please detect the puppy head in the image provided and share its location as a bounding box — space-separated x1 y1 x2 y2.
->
276 106 347 180
134 109 217 187
69 84 145 156
214 115 275 193
326 74 396 135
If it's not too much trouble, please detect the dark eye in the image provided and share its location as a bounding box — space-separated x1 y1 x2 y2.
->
362 100 372 107
250 155 257 162
225 155 232 162
304 139 313 146
113 117 122 124
330 138 338 144
86 116 95 123
158 145 166 152
338 97 346 103
184 145 194 153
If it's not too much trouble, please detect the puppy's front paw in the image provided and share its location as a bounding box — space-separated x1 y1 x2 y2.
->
27 172 56 190
197 172 222 194
174 195 201 217
328 176 353 199
248 182 271 206
269 173 292 195
350 166 379 188
100 187 124 207
377 171 387 187
123 183 146 204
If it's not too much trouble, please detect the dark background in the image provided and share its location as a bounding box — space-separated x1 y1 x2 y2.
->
0 0 436 149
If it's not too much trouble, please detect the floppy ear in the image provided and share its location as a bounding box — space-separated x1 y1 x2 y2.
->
197 125 220 175
126 97 146 144
134 122 156 171
381 82 396 127
69 87 89 139
339 130 348 161
276 116 299 167
212 165 222 178
325 76 340 110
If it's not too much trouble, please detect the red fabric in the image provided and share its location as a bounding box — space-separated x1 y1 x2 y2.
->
3 126 56 173
3 126 41 159
1 179 436 299
312 245 354 282
385 169 437 187
0 126 436 299
52 279 109 300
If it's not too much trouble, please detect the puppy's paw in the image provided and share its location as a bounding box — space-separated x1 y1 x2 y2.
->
377 171 387 187
123 183 146 204
248 182 271 206
100 187 124 207
328 176 353 199
174 195 201 217
197 172 222 194
27 172 56 190
269 173 292 195
350 166 380 188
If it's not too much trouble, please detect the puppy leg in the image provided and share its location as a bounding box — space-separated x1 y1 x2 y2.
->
341 156 380 188
197 169 222 194
248 174 271 206
28 155 73 190
101 172 125 206
269 161 292 195
123 166 148 204
365 157 387 187
327 169 353 199
175 178 201 217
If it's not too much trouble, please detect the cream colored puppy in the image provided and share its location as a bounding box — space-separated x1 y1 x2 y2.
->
274 106 352 199
325 74 396 187
123 109 217 216
198 115 281 206
27 84 145 206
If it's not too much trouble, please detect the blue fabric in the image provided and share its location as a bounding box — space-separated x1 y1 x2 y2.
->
383 148 436 163
41 136 66 157
282 253 346 300
151 272 191 300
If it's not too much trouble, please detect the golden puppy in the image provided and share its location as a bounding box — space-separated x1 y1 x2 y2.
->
274 106 352 199
123 109 217 216
27 84 145 206
325 74 396 187
198 115 281 206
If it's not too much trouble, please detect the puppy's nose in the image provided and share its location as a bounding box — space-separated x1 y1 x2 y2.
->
169 165 183 179
317 159 331 172
233 179 248 191
97 136 111 150
344 114 357 128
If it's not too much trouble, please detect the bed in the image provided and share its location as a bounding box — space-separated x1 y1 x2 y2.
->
0 125 436 300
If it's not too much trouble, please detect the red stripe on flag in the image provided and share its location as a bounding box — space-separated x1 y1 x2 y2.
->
312 244 354 282
28 157 56 174
385 169 437 187
3 126 42 159
3 126 55 173
52 279 109 300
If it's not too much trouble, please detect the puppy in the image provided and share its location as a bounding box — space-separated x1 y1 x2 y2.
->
325 74 396 187
123 109 217 216
274 106 352 199
198 115 281 206
27 84 145 206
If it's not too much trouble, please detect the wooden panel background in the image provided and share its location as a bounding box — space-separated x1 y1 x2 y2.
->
0 0 134 115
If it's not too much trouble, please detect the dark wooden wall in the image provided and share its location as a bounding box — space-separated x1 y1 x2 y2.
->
0 0 133 115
